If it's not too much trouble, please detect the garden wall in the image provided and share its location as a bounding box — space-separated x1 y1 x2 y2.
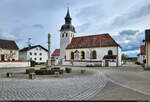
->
0 60 30 68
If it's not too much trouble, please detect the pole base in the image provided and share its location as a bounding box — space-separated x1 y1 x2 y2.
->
144 66 150 70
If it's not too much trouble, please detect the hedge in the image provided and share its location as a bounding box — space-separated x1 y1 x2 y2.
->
26 68 35 74
34 67 64 75
65 67 72 73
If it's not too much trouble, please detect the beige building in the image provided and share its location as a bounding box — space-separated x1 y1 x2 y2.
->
145 29 150 69
0 39 19 61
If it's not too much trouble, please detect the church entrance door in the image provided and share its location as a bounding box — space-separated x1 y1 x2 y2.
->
105 60 110 67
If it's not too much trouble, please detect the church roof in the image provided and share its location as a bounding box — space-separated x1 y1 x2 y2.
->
60 9 76 33
51 49 60 56
0 39 19 50
66 34 121 49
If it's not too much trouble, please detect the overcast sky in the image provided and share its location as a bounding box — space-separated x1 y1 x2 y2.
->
0 0 150 57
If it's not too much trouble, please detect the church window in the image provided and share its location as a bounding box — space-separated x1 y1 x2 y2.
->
70 51 74 59
81 51 85 59
91 50 97 59
108 50 113 55
62 33 64 37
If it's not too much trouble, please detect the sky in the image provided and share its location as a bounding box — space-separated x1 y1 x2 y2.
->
0 0 150 57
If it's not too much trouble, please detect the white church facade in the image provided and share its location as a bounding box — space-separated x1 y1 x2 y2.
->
52 9 122 67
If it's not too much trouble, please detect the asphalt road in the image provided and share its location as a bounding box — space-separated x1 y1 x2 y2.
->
91 63 150 100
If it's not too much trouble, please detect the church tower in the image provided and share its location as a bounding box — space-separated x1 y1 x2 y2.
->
60 9 76 59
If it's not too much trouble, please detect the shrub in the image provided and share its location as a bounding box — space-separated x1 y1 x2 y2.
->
26 68 35 74
51 67 60 72
35 69 49 75
86 64 102 67
135 62 141 65
35 70 41 75
30 60 38 67
65 67 72 73
40 68 48 70
59 69 64 74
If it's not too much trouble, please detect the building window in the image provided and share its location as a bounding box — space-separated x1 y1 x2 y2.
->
40 53 42 56
12 59 15 61
108 50 113 55
66 33 68 37
62 33 64 37
40 58 42 60
39 48 41 51
71 52 74 59
91 50 97 59
34 53 37 55
34 58 37 60
30 52 32 55
36 48 38 50
81 51 85 59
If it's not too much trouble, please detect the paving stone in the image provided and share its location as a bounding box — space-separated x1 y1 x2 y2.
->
0 69 108 100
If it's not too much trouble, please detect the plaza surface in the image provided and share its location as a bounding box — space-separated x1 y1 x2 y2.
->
0 63 150 100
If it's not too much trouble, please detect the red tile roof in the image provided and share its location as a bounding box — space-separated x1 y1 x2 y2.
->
140 45 146 55
66 33 121 49
51 49 60 56
0 39 19 50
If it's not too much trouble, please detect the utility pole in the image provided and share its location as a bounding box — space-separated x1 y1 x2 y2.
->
47 33 51 67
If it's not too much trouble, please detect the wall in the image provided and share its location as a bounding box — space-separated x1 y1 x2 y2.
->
146 42 150 67
60 31 75 59
109 62 116 67
0 61 30 68
26 47 48 63
62 60 102 66
0 49 19 61
137 55 146 64
19 51 27 60
66 46 122 66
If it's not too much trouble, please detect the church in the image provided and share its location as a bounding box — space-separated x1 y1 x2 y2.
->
51 9 122 67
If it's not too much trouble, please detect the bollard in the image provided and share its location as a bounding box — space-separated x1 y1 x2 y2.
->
29 73 36 79
6 72 13 78
54 72 59 77
81 70 86 74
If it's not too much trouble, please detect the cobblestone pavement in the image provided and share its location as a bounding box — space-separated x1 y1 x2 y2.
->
0 69 108 100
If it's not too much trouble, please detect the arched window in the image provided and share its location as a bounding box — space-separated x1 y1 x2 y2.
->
91 50 97 59
70 52 74 59
81 51 85 59
108 50 113 55
62 33 64 37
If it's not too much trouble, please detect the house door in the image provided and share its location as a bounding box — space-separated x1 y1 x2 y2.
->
105 60 110 67
1 55 5 61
